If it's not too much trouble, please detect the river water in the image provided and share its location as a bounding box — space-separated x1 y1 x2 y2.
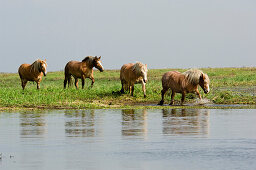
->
0 109 256 170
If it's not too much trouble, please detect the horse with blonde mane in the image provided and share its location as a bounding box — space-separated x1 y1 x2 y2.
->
64 56 104 89
18 59 47 90
120 62 148 98
158 69 210 105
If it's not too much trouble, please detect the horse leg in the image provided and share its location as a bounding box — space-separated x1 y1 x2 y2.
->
21 79 27 90
120 81 125 94
124 84 128 91
195 89 202 99
170 90 176 105
68 76 72 87
128 82 132 95
64 79 67 89
64 74 70 89
142 82 146 98
181 92 186 105
90 77 95 88
158 88 168 105
81 78 85 89
64 73 72 88
74 78 79 89
131 85 134 96
36 81 40 90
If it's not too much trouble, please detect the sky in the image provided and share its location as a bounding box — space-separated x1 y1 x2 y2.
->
0 0 255 73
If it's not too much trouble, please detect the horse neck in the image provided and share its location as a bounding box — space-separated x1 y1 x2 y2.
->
132 69 142 79
182 76 198 90
29 64 41 75
82 61 93 69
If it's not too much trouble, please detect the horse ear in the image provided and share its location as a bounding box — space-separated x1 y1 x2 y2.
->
200 74 204 81
99 56 101 59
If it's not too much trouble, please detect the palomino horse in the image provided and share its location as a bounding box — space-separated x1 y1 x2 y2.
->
120 62 148 98
64 56 104 89
18 59 47 90
158 69 210 105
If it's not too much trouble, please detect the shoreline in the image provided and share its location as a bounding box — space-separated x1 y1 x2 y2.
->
1 103 255 112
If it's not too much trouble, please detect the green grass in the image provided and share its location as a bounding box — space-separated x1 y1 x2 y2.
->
0 67 255 110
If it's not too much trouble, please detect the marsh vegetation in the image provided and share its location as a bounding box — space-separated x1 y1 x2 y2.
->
0 67 255 110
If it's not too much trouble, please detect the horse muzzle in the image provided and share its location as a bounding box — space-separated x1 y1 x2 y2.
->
143 79 147 83
98 67 104 72
204 89 209 94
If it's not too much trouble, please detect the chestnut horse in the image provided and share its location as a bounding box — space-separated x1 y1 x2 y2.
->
64 56 104 89
158 69 210 105
120 62 148 98
18 59 47 90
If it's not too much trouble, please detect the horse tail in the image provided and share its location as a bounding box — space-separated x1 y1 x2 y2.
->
64 63 69 88
64 62 73 88
18 65 24 79
18 69 22 79
120 65 124 81
64 64 69 77
18 72 23 80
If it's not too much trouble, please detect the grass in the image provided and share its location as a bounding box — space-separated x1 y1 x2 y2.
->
0 67 256 110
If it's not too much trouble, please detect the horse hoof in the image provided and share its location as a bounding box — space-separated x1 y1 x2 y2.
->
158 101 164 105
144 95 146 98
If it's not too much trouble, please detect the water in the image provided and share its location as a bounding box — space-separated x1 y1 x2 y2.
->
0 109 256 170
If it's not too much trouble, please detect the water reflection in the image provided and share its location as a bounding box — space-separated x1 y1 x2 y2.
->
65 110 102 137
162 109 209 136
121 109 148 138
19 111 46 138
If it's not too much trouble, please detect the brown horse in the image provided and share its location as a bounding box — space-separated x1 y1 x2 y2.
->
64 56 104 89
158 69 210 105
18 59 47 90
120 62 148 98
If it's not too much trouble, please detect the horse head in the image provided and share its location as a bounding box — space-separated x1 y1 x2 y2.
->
39 59 47 76
141 64 148 83
199 73 210 94
93 56 104 72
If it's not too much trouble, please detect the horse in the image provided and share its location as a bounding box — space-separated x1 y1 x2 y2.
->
120 62 148 98
18 59 47 90
64 56 104 89
158 69 210 105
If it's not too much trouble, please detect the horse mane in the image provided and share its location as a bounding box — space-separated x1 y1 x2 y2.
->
82 56 94 66
132 62 147 74
30 59 42 72
183 69 209 85
82 56 94 62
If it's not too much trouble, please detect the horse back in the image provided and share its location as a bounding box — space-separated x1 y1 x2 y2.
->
162 71 186 92
120 63 137 83
65 60 91 78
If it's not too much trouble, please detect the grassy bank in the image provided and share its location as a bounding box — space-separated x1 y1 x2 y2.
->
0 67 256 110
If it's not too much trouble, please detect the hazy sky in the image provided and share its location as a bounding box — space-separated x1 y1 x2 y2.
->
0 0 255 73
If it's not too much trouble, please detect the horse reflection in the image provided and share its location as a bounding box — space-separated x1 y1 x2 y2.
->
20 111 46 138
65 110 101 137
121 109 148 138
162 109 209 136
